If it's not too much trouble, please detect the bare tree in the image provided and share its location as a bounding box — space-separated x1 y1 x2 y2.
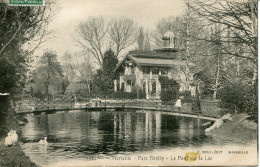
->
108 17 138 57
74 16 108 66
151 17 178 48
74 16 138 66
189 0 257 84
73 54 94 94
60 51 94 93
60 51 76 82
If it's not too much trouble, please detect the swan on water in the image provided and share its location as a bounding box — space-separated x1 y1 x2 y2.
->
39 137 48 145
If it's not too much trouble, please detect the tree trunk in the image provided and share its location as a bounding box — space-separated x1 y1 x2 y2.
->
252 65 257 85
213 54 220 100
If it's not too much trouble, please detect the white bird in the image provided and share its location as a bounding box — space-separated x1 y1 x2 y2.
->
5 129 18 146
39 137 48 145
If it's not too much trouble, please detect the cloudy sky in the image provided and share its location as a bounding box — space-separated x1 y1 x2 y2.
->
37 0 185 61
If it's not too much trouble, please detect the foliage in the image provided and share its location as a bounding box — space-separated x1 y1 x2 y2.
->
0 4 53 94
137 27 151 51
65 82 89 95
159 76 180 103
93 49 118 94
110 87 146 99
137 27 144 50
178 91 192 103
193 71 214 99
218 80 257 118
31 51 66 98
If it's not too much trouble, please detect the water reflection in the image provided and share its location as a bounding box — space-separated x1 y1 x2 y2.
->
20 110 210 165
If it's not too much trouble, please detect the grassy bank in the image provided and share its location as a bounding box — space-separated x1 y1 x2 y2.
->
0 96 37 167
0 138 37 167
209 113 257 144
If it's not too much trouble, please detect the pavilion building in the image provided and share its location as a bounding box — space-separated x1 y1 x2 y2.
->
113 29 194 99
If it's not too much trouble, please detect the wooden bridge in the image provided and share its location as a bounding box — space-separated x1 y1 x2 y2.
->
15 104 219 121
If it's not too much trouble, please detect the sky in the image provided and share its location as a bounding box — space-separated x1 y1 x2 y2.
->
36 0 186 62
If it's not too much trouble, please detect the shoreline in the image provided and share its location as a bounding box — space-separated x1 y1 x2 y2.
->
0 138 37 167
207 113 257 145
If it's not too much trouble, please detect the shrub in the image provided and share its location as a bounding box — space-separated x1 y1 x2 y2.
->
179 90 192 103
159 76 180 104
110 87 146 99
218 81 257 118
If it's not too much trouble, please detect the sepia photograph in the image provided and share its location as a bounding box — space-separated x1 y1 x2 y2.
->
0 0 258 166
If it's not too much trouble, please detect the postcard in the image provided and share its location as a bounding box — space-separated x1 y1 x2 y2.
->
0 0 258 166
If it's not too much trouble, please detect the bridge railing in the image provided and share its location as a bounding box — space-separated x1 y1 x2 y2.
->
14 94 221 118
14 94 163 113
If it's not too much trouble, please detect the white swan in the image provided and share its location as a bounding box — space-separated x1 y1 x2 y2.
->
5 129 18 146
39 137 48 145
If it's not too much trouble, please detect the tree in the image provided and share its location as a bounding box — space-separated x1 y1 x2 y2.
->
152 14 207 92
74 16 108 66
93 49 118 93
137 27 145 50
108 17 138 57
60 51 75 82
159 76 180 104
74 16 138 66
189 0 257 84
0 2 53 94
151 17 178 48
32 51 65 99
60 52 94 94
143 31 151 51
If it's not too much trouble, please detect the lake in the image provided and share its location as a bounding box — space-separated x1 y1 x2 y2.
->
20 110 217 166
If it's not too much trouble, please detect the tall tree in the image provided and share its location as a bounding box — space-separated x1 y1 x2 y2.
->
189 0 258 84
137 27 145 50
93 49 118 93
73 53 94 93
0 2 53 94
74 16 138 66
32 51 64 99
108 17 138 57
143 31 151 51
152 13 207 91
74 16 108 66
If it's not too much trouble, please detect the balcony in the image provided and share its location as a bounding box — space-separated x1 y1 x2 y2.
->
120 74 136 81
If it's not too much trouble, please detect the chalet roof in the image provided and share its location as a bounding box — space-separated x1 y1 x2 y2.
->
128 55 186 67
114 51 195 72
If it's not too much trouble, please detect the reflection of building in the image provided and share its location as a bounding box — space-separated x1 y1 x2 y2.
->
114 29 194 99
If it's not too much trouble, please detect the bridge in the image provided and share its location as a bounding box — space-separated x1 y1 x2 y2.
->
15 99 220 121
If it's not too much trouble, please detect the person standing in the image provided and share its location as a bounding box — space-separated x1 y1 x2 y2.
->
175 97 182 112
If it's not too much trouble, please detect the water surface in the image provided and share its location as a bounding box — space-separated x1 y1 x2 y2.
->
20 110 216 166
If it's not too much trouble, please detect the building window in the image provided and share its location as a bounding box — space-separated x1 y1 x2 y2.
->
143 82 146 93
143 67 150 74
152 67 159 75
131 66 135 75
152 82 156 95
161 68 168 75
